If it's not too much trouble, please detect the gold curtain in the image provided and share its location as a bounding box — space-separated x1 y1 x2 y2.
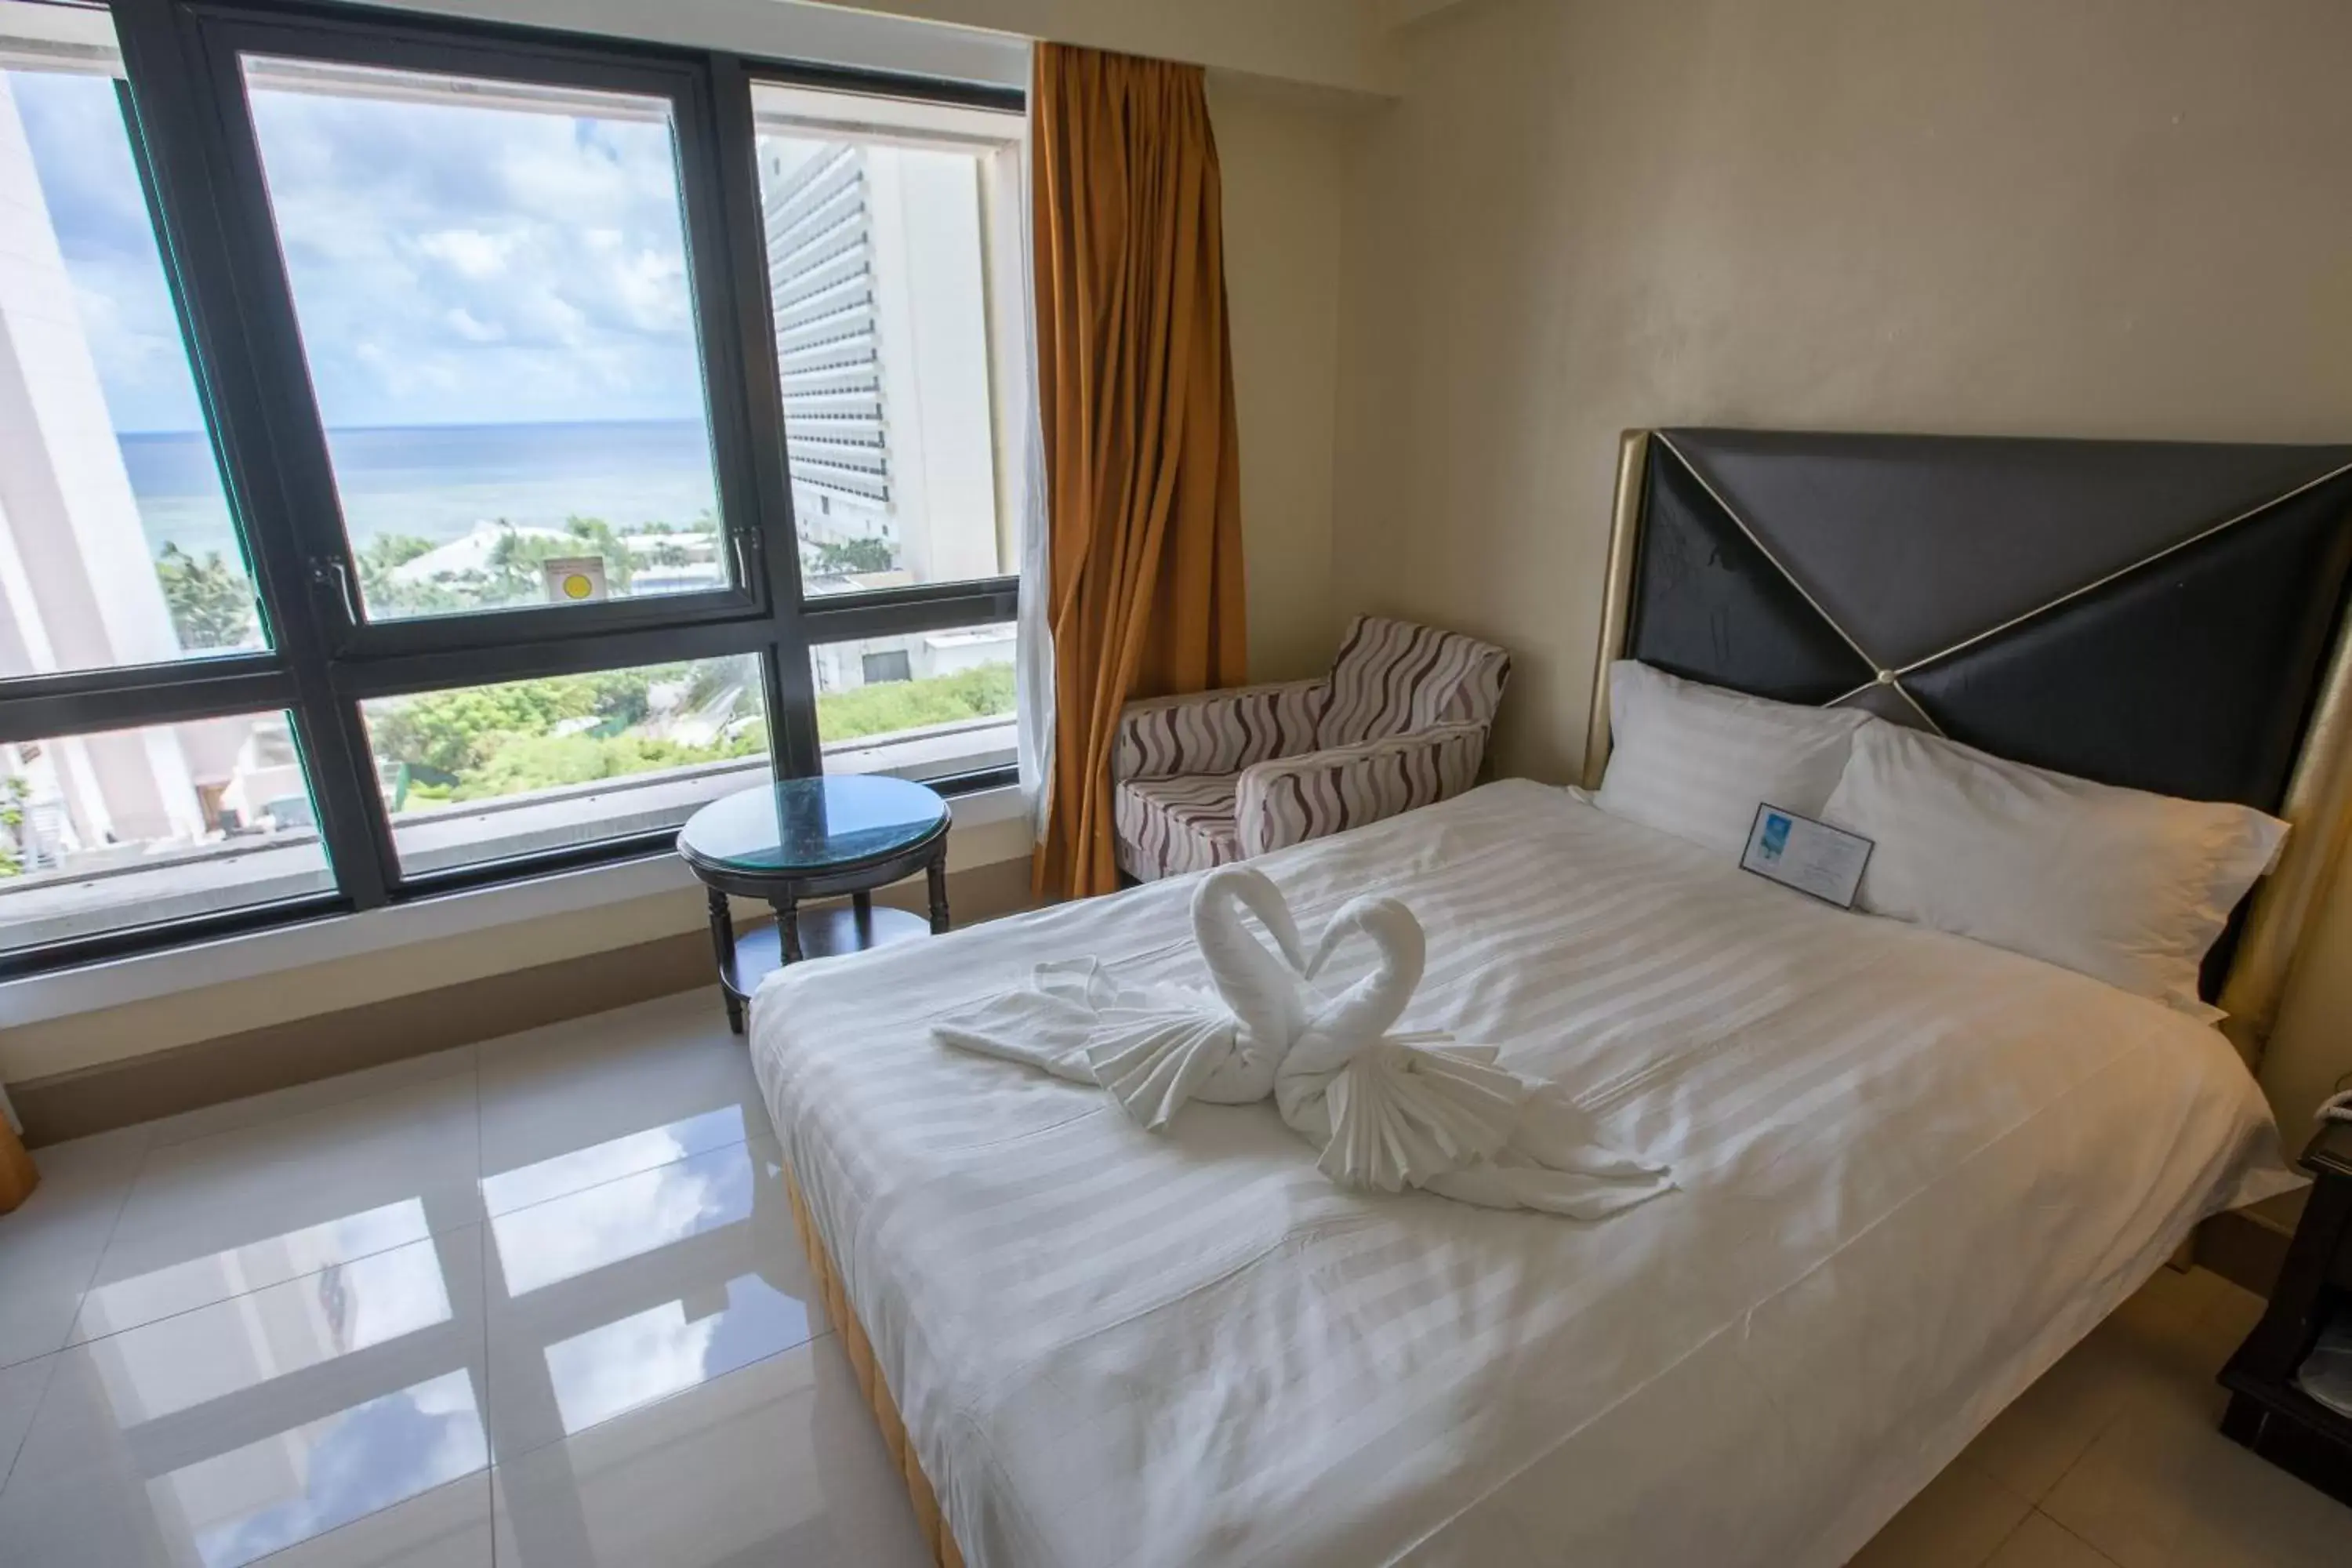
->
1029 43 1248 902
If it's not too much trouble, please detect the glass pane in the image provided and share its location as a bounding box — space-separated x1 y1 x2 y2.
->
0 711 332 953
240 57 728 620
0 1 267 673
812 622 1013 781
361 653 768 876
750 84 1025 598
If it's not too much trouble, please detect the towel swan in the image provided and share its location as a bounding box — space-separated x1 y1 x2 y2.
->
1273 895 1674 1218
1081 866 1320 1124
933 868 1673 1218
928 865 1319 1129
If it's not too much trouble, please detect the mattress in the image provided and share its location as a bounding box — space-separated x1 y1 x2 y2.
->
750 780 2296 1568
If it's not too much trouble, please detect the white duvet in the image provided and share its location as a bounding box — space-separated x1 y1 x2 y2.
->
751 781 2296 1568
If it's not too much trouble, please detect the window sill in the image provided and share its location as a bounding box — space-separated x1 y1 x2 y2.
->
0 780 1029 1031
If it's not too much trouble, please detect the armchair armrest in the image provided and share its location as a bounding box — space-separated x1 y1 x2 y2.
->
1114 678 1326 785
1235 721 1490 856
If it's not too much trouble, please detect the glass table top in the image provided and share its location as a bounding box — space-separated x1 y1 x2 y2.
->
676 775 948 877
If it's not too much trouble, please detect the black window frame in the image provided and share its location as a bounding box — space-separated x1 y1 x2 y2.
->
0 0 1025 978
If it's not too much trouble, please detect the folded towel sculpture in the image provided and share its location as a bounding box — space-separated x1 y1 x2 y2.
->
933 866 1672 1219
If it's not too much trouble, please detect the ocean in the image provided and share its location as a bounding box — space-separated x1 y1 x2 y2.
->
119 419 724 562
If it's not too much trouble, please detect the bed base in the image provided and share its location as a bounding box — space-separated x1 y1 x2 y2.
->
785 1171 968 1568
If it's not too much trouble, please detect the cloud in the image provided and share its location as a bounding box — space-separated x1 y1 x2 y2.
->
239 79 712 428
441 307 505 343
8 70 209 433
10 63 713 433
413 228 519 281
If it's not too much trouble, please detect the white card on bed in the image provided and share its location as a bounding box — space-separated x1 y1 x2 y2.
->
1740 803 1872 909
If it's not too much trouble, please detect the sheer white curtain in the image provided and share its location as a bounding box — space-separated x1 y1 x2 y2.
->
1011 90 1054 845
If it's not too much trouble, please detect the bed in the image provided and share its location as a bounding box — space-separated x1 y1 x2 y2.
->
752 429 2352 1567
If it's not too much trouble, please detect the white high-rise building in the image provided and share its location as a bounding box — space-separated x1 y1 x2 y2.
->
759 135 1005 593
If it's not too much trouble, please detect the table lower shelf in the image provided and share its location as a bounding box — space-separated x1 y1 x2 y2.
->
719 902 932 1004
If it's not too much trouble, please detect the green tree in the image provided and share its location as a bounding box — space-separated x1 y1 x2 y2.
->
445 724 764 801
154 543 257 650
808 535 897 575
485 517 636 601
354 533 468 619
368 668 667 780
0 775 27 878
816 664 1014 743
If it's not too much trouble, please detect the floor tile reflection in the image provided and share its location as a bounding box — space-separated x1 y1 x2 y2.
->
479 1105 747 1220
170 1368 487 1568
73 1196 434 1345
490 1337 931 1568
98 1073 482 1307
0 1228 489 1567
487 1134 782 1299
542 1272 817 1439
475 991 762 1214
485 1134 821 1457
263 1471 492 1568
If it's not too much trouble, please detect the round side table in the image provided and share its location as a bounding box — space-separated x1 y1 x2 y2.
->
677 775 950 1034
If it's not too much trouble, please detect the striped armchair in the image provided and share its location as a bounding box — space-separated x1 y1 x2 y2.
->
1111 616 1511 882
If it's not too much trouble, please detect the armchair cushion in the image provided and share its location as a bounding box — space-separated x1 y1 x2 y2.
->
1318 616 1511 749
1236 721 1490 857
1112 678 1325 785
1113 773 1241 883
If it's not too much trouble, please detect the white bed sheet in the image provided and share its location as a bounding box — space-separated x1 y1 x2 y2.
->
750 781 2297 1568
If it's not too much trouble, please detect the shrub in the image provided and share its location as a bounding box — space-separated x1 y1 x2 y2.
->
817 663 1013 742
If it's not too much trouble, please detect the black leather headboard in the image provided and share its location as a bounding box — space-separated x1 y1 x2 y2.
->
1616 429 2352 1003
1627 430 2352 811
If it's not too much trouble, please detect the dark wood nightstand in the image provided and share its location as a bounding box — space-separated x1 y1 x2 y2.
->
2218 1119 2352 1506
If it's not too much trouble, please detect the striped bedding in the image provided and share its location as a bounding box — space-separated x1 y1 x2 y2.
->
750 781 2294 1568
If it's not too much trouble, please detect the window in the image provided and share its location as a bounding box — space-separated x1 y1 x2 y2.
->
239 58 731 622
0 0 1025 975
750 84 1027 601
0 712 333 954
815 621 1015 782
360 654 767 877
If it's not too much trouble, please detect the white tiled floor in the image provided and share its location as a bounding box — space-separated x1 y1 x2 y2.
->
0 993 924 1568
0 989 2346 1567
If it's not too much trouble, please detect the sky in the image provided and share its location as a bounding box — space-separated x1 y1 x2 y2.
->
11 65 710 434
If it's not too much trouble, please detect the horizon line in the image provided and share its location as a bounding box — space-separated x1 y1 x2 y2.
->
116 415 709 439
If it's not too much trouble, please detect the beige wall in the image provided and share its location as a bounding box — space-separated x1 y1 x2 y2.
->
1214 77 1357 681
1328 0 2352 1130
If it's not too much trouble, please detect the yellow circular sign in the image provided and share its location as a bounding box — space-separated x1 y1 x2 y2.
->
561 572 596 600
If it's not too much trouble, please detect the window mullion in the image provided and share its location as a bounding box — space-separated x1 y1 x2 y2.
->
110 0 395 909
709 53 820 779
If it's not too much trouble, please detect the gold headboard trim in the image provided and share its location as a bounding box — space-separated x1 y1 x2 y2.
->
1581 430 1649 789
2218 608 2352 1060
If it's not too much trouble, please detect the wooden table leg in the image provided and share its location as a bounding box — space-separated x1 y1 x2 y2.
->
927 845 951 935
704 887 742 1036
776 896 804 964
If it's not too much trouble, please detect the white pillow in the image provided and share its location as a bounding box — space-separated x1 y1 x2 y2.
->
1821 721 2288 1019
1592 661 1870 858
